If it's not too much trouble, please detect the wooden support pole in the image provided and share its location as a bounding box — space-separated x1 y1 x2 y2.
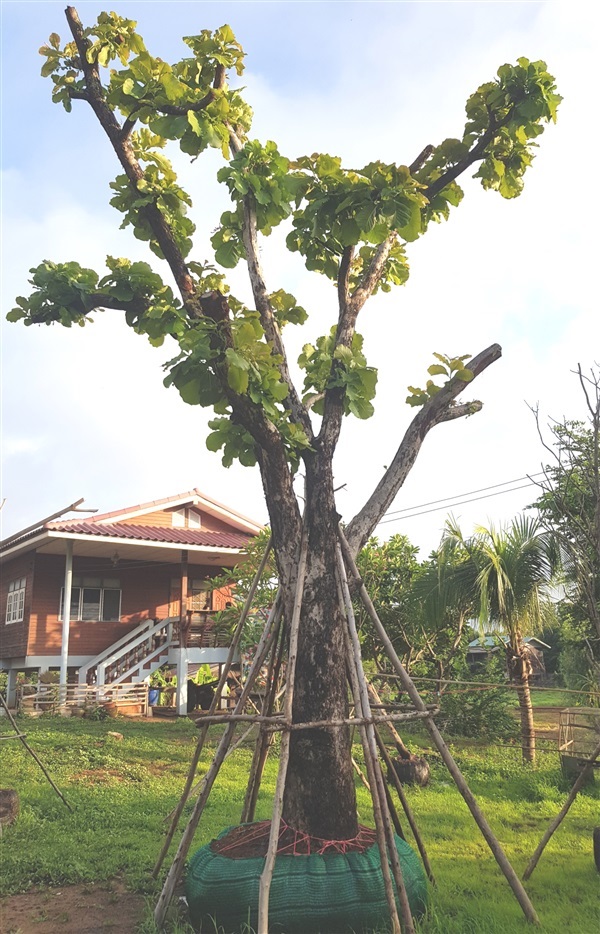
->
241 613 286 824
0 694 71 811
338 527 540 927
374 725 435 884
153 599 282 928
368 683 412 758
523 740 600 881
336 543 412 934
164 723 257 826
152 541 275 878
258 530 308 934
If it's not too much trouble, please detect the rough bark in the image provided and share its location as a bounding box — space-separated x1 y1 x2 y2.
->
280 454 358 838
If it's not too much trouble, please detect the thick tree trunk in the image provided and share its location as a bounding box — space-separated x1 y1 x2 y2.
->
508 640 536 765
269 456 358 839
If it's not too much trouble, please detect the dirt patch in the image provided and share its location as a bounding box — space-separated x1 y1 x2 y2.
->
0 879 147 934
69 770 125 785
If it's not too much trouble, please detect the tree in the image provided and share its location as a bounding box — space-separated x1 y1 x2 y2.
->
9 7 560 838
354 534 420 671
445 516 558 763
408 535 479 693
532 366 600 691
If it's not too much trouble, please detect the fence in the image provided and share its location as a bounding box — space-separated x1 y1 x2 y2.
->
16 682 149 717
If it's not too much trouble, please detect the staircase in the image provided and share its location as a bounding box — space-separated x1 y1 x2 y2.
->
78 617 177 688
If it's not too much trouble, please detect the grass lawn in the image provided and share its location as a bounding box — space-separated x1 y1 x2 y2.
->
0 714 598 933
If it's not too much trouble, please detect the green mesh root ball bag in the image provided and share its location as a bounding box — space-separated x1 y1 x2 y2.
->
186 823 428 933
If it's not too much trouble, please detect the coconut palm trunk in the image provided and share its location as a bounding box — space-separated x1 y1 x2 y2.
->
507 635 536 764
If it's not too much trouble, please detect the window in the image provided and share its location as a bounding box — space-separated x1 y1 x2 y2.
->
171 507 202 529
59 577 121 622
5 578 26 623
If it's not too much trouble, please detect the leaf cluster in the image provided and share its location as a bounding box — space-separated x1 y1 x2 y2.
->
406 353 473 407
8 258 183 345
298 328 378 419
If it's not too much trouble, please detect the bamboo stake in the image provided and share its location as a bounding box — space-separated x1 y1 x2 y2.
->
0 694 71 811
338 527 540 927
154 598 282 927
352 756 372 792
153 540 274 878
368 683 412 758
523 740 600 881
336 543 412 934
258 530 308 934
374 726 435 883
340 602 401 934
164 723 257 826
178 709 435 729
242 612 286 824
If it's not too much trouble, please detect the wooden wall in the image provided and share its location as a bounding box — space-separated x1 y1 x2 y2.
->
0 553 35 657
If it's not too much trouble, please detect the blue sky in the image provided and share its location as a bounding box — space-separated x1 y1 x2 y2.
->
2 1 599 555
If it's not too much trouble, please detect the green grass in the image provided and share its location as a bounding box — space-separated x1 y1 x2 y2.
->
1 715 599 933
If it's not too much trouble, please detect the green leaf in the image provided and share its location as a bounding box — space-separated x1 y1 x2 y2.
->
214 241 240 268
227 365 249 394
122 78 135 95
427 364 448 377
455 368 474 382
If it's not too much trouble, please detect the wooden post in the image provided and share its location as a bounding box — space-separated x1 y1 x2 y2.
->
338 527 540 926
523 740 600 880
257 530 308 934
179 549 189 648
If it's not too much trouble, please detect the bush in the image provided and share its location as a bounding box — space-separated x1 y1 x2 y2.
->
435 662 517 741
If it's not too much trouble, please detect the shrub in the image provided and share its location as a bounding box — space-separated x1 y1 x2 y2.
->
435 662 517 741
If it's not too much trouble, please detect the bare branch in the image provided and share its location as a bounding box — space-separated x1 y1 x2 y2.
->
337 246 354 319
345 343 502 555
408 145 434 175
239 195 314 441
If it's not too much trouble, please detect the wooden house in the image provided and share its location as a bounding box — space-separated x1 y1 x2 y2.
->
0 489 263 714
466 634 550 680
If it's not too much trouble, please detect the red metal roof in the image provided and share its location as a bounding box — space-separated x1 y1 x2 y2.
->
47 521 252 550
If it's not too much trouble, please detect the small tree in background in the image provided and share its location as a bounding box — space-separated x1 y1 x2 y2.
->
445 516 558 763
9 6 560 837
532 366 600 693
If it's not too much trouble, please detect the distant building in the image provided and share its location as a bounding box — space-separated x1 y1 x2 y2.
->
466 635 550 680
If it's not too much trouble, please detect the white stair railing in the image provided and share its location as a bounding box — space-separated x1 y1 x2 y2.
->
78 617 177 686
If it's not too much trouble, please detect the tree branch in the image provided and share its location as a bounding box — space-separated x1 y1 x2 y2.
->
345 343 502 555
318 238 395 456
423 110 502 203
408 145 434 175
239 194 314 441
64 6 196 304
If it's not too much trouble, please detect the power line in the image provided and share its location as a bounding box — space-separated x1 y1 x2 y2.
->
382 472 545 518
377 480 541 526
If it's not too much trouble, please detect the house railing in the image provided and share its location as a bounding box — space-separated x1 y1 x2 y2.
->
78 617 177 687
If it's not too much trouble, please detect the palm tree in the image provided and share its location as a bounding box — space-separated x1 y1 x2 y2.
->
410 535 479 694
445 515 558 764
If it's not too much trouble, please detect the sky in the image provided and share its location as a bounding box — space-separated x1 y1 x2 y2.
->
1 0 598 559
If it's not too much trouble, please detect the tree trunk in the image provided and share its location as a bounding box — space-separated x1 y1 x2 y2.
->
273 456 358 839
508 640 536 765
